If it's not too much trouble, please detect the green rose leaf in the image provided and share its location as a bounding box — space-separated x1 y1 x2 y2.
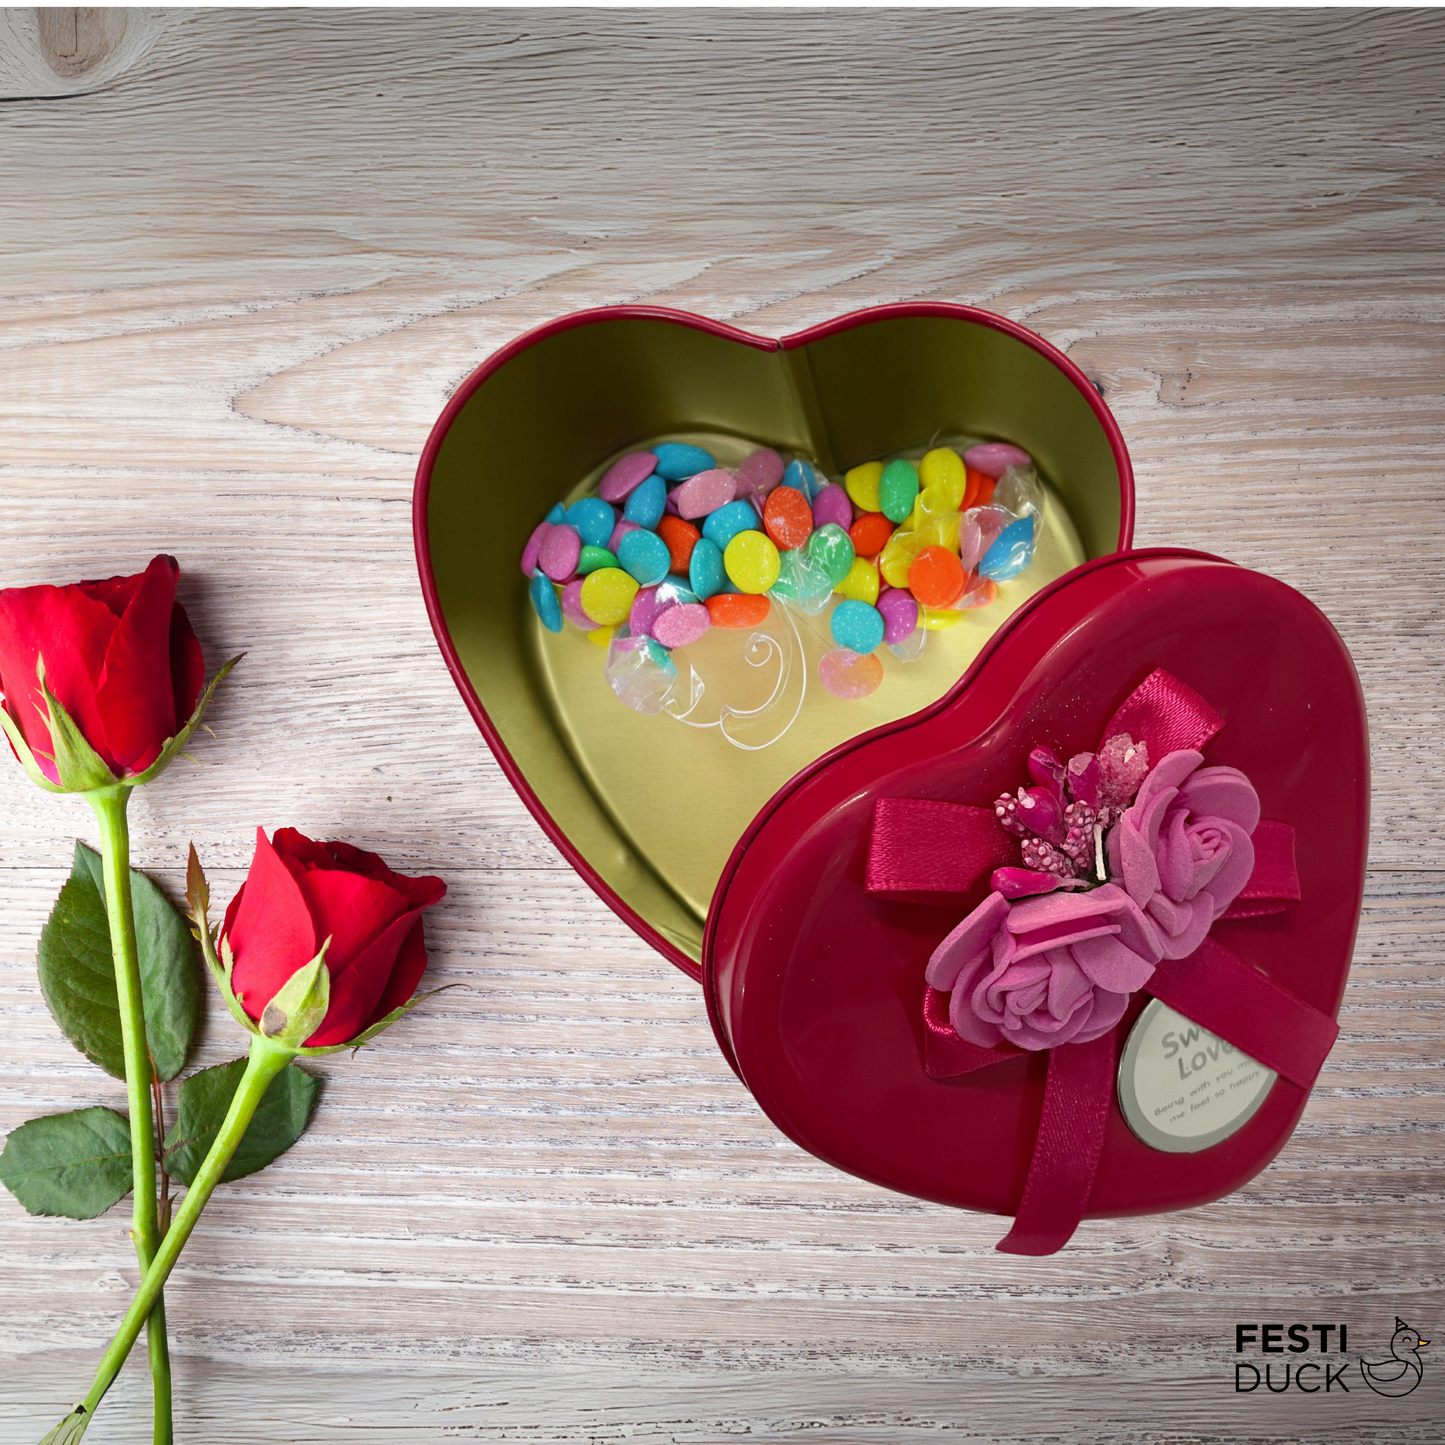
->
0 1107 132 1219
162 1057 320 1186
37 841 199 1082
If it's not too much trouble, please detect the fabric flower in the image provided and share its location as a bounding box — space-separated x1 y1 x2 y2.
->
0 555 204 785
1107 749 1259 959
926 884 1163 1051
223 827 446 1048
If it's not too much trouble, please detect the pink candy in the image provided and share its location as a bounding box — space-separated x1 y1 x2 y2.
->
598 452 658 503
964 442 1031 479
811 483 853 531
520 520 551 578
629 584 662 638
538 523 580 582
561 578 595 630
650 601 711 648
608 518 640 553
735 448 784 497
876 588 919 644
673 468 738 520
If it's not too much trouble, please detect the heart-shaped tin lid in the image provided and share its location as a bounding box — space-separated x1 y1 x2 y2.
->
704 548 1368 1249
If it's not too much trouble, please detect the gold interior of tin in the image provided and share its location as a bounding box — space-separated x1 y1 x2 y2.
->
427 316 1124 963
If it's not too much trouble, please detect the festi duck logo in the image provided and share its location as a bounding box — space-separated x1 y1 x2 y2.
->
1232 1316 1428 1397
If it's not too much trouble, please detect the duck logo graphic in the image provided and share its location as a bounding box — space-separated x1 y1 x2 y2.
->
1359 1318 1428 1398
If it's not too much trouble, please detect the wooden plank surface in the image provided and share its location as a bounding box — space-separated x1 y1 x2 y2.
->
1 8 1442 1441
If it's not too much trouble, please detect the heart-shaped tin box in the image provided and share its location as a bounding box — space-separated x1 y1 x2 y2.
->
415 304 1366 1251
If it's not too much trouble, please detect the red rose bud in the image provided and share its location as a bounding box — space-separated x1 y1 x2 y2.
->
0 554 236 792
219 827 446 1050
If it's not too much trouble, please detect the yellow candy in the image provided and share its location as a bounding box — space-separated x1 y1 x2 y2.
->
920 447 966 509
922 606 963 630
723 530 781 594
834 556 880 606
587 623 621 649
844 460 883 512
580 568 639 626
879 529 924 589
917 510 961 553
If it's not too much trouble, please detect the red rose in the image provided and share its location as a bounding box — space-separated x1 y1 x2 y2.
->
222 827 446 1048
0 554 205 787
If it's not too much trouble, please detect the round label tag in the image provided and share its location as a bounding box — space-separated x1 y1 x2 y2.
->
1117 999 1276 1153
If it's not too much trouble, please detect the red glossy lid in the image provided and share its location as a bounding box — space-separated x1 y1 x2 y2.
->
704 549 1368 1223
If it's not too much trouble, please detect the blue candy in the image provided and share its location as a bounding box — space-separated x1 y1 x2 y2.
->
546 502 568 524
652 442 716 481
782 458 826 501
567 497 616 549
830 598 885 654
701 499 762 551
529 568 562 633
689 538 727 600
623 473 666 530
617 528 671 587
979 515 1037 582
656 574 698 607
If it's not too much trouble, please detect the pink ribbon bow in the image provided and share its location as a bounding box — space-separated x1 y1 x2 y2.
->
865 668 1334 1255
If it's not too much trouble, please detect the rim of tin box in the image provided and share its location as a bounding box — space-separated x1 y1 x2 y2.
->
413 302 1137 981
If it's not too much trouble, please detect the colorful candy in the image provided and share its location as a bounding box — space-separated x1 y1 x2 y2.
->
521 432 1048 713
724 531 781 594
706 592 771 628
764 485 815 551
878 458 920 524
652 442 716 481
580 567 639 626
617 528 671 587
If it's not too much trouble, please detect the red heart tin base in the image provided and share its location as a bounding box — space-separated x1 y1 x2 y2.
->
705 549 1367 1234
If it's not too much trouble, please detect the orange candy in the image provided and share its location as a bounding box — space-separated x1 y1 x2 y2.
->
763 485 815 551
657 514 701 574
908 546 967 609
848 512 895 559
959 465 994 511
706 592 771 628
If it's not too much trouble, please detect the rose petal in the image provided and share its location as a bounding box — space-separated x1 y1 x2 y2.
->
1135 749 1203 808
1118 813 1161 907
1046 955 1093 1019
1177 766 1261 833
226 827 319 1019
1155 807 1200 902
925 890 1009 990
94 556 181 773
304 903 430 1046
292 863 412 975
366 917 431 1026
1072 988 1129 1044
1149 894 1214 959
1197 817 1256 917
1071 931 1157 993
168 601 205 727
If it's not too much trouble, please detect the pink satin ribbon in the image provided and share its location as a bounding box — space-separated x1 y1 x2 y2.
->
871 668 1335 1255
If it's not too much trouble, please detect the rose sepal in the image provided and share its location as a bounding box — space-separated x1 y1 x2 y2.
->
120 652 243 789
256 945 333 1049
0 700 67 793
294 983 459 1056
185 843 261 1039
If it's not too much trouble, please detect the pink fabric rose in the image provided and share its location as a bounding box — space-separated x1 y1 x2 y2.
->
1107 749 1259 960
926 884 1163 1051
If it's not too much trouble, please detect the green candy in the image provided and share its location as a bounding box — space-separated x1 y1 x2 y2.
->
576 545 618 575
806 523 856 586
878 458 921 524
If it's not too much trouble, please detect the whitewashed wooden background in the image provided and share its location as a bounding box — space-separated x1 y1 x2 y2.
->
1 9 1442 1442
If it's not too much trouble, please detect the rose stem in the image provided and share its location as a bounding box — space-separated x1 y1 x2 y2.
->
87 786 172 1445
75 1033 295 1426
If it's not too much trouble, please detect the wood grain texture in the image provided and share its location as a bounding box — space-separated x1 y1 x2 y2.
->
1 9 1442 1442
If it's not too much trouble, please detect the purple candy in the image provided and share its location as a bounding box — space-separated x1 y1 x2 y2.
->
520 520 551 578
811 483 853 531
650 601 711 649
674 468 738 520
607 518 640 553
664 487 681 516
538 523 581 581
876 588 919 644
736 448 784 497
561 578 595 630
598 452 657 503
964 442 1031 479
629 585 662 638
